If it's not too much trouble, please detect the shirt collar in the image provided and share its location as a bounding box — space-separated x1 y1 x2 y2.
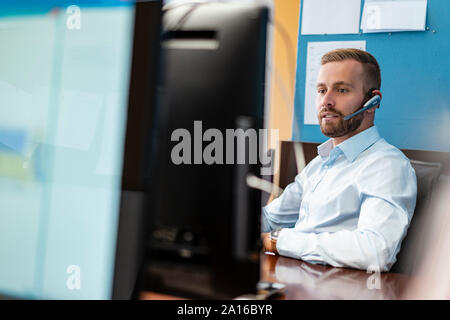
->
317 126 382 162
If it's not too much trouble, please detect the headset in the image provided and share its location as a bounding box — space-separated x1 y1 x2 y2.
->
343 88 381 121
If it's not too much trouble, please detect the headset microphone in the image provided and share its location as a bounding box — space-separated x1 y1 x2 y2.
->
343 94 381 121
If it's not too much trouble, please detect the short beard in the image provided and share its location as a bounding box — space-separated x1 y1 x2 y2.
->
318 109 364 138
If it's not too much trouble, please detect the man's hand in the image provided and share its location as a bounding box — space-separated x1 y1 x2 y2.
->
261 232 278 255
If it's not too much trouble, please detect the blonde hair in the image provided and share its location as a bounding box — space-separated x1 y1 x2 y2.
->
321 48 381 92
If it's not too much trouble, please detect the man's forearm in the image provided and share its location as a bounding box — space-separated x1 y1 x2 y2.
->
276 228 396 271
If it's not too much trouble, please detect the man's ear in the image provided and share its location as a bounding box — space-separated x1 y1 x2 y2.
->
372 89 382 100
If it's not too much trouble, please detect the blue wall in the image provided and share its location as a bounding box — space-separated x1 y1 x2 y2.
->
292 0 450 152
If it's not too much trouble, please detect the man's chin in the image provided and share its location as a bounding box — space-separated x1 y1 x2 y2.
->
319 124 345 138
321 130 344 138
319 115 364 138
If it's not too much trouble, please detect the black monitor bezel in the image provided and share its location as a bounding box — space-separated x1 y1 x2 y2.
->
111 0 162 300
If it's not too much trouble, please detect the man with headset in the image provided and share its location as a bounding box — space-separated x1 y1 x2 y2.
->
262 48 417 272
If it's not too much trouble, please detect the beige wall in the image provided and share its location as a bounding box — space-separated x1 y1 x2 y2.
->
268 0 300 149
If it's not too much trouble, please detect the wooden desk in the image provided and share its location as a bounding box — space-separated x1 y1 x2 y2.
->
141 252 415 300
260 253 413 300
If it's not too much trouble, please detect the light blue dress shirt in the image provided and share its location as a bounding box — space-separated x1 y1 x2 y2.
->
262 126 417 272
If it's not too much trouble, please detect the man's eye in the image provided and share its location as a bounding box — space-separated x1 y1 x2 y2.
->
318 89 326 94
337 88 348 93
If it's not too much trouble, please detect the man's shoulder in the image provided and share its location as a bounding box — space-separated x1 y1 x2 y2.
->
359 138 415 177
357 138 417 196
365 138 410 163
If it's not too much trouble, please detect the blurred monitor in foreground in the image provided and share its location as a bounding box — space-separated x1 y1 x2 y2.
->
144 1 269 299
0 0 161 299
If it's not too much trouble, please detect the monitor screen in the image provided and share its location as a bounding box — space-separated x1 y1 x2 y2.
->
144 1 268 299
0 1 159 299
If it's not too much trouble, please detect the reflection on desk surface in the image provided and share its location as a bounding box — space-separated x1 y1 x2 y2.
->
261 253 412 300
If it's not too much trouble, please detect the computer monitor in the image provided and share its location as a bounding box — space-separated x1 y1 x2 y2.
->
0 0 161 299
144 1 269 299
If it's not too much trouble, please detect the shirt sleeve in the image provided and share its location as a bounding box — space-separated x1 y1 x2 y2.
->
261 170 306 233
276 153 417 272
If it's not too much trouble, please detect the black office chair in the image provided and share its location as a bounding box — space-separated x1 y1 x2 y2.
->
390 159 442 275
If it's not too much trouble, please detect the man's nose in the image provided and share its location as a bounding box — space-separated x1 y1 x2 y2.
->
321 91 335 108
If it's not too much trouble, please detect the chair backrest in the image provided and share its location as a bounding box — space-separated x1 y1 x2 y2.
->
390 160 442 274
